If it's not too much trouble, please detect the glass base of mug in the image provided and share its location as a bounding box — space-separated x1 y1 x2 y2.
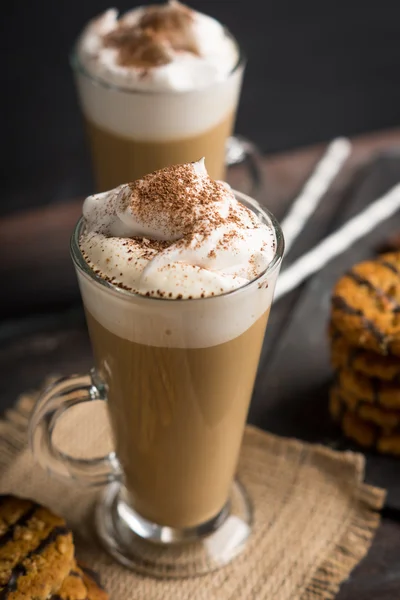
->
95 479 252 578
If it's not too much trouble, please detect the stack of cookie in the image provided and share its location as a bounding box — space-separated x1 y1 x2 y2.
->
328 251 400 456
0 494 109 599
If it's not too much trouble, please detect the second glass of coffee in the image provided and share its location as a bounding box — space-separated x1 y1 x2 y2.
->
72 2 244 189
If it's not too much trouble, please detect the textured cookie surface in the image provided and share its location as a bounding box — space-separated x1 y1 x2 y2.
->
337 367 400 410
330 385 400 430
0 495 74 600
50 563 109 600
329 388 400 455
330 327 400 381
50 563 87 600
331 252 400 355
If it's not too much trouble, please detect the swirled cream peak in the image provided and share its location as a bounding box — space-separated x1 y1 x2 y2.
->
77 1 239 91
80 160 276 299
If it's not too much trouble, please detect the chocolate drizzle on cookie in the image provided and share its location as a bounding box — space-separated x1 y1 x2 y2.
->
69 570 81 578
346 269 400 312
0 526 69 600
0 564 26 600
330 326 400 381
30 525 69 557
378 258 400 276
331 252 400 356
331 295 388 350
50 568 88 600
0 502 39 549
330 387 400 452
329 254 400 455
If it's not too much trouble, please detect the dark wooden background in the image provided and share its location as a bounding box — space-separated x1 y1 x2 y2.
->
2 129 400 598
3 0 400 216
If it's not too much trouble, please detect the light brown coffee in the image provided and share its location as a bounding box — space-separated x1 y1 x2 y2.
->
85 113 234 191
85 309 269 528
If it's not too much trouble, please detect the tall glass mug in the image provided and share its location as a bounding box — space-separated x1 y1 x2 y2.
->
71 48 245 191
29 191 284 578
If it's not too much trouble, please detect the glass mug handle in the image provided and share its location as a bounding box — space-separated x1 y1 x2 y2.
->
225 135 264 196
29 370 122 486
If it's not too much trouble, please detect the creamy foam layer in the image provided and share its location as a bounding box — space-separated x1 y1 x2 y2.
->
74 2 242 140
80 160 276 300
78 162 279 347
78 272 275 348
77 2 238 92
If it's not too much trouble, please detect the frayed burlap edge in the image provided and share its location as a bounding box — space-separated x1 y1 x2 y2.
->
0 392 37 467
0 386 386 600
300 476 384 599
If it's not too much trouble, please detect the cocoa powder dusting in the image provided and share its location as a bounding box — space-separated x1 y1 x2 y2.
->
79 160 273 299
103 1 199 69
126 163 230 244
139 1 198 55
104 27 171 68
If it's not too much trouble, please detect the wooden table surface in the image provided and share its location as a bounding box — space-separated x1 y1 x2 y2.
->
1 128 400 598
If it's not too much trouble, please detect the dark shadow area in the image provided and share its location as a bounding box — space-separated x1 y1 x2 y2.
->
2 0 400 214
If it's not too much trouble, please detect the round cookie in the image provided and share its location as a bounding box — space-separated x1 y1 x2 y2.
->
377 435 400 456
329 390 400 455
330 385 400 431
359 403 400 431
343 411 376 449
331 252 400 356
51 563 109 600
330 327 400 381
50 564 88 600
0 495 74 600
337 367 400 410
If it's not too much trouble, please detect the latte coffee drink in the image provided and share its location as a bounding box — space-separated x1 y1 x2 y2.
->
29 160 283 573
77 160 282 529
84 310 269 527
73 2 243 190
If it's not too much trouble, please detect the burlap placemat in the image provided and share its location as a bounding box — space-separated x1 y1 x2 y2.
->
0 385 386 600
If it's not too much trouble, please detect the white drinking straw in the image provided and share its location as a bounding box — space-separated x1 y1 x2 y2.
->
281 137 352 254
275 182 400 301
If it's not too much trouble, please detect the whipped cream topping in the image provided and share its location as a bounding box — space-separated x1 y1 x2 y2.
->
76 1 239 92
80 160 276 300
